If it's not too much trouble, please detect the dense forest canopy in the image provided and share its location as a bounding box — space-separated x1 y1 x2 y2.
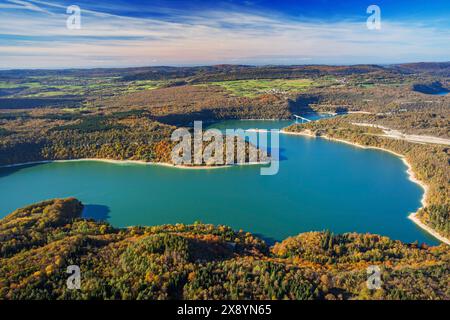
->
0 64 448 167
0 63 448 300
0 198 448 300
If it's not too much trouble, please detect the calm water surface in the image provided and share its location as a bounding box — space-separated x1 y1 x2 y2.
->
0 117 437 244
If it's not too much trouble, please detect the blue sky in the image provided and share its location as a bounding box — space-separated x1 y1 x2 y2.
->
0 0 449 69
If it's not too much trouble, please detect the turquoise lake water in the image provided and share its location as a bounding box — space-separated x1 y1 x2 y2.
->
0 118 438 245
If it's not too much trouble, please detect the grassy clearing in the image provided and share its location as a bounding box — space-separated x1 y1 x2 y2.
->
0 78 164 98
124 80 164 93
202 79 314 97
0 82 42 89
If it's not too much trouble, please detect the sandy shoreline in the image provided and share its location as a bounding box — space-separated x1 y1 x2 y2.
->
0 158 269 170
1 131 448 245
352 122 450 146
280 129 450 245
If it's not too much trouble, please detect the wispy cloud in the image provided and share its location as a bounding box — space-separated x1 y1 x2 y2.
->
0 0 449 68
0 0 54 14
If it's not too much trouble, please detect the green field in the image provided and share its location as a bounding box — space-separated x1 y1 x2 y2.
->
0 78 164 98
204 79 314 97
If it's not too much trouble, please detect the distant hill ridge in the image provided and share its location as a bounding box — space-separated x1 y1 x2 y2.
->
1 62 449 80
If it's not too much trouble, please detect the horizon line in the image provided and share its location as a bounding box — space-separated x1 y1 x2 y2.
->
1 60 449 72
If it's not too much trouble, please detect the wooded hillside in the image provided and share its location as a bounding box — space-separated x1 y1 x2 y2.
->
0 198 448 300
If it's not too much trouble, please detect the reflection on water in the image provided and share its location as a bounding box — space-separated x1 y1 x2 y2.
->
83 204 111 221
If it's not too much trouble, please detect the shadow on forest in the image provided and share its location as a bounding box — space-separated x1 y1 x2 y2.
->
153 109 218 126
288 95 320 115
288 94 348 115
253 233 278 246
82 204 111 222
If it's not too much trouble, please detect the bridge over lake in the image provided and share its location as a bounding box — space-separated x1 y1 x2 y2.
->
293 114 312 123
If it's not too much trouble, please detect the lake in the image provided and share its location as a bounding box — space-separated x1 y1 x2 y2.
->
0 117 438 245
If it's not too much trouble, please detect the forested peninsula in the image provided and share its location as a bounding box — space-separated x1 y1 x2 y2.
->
0 198 448 300
1 64 449 300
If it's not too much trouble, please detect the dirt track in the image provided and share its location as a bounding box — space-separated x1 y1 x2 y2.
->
353 123 450 146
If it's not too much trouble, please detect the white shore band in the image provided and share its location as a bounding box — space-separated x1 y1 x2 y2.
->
280 129 450 245
1 131 448 245
0 158 270 170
